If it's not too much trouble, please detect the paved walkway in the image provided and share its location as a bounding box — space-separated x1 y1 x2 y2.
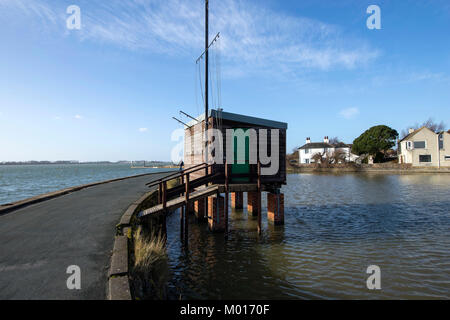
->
0 172 171 300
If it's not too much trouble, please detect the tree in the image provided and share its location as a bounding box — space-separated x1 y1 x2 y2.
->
401 118 446 139
329 149 347 164
329 137 341 145
311 152 324 163
352 125 398 161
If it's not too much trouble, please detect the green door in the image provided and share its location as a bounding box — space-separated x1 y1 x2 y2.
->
232 128 250 182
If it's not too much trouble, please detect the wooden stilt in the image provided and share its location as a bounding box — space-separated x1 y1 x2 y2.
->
257 161 262 235
225 161 229 239
184 205 189 245
184 173 190 247
180 206 184 241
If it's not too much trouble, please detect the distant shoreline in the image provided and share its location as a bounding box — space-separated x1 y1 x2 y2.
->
287 164 450 174
0 161 174 167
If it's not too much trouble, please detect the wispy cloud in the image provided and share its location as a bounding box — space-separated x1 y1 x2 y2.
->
74 114 83 120
339 107 359 119
138 127 148 132
371 70 449 87
0 0 59 26
0 0 379 78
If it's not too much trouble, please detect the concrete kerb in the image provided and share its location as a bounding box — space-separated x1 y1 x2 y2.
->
0 170 175 216
108 189 159 300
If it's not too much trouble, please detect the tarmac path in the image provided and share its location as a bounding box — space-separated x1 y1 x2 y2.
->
0 172 172 300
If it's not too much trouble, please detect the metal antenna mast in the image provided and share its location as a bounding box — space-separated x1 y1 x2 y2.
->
204 0 209 172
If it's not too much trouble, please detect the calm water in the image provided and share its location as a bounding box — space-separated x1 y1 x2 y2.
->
165 173 450 299
0 164 174 205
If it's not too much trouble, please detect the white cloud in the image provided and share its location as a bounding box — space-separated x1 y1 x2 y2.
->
1 0 379 78
339 107 359 119
74 114 83 120
138 128 148 132
53 116 61 120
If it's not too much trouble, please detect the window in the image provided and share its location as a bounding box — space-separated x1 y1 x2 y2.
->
419 155 431 163
305 149 310 154
414 141 426 149
406 141 412 150
305 159 310 164
439 134 444 150
445 156 450 161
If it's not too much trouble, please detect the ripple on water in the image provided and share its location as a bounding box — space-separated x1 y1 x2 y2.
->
165 173 450 299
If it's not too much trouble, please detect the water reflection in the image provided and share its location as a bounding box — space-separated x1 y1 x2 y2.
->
165 173 450 299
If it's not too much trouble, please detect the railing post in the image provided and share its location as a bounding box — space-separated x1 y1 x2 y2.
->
185 173 190 202
163 181 167 211
158 182 162 204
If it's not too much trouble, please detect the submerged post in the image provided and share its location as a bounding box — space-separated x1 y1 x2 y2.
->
184 173 190 246
225 161 229 238
180 206 184 241
257 160 262 235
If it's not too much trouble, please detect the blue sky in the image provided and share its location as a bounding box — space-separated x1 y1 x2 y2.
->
0 0 449 161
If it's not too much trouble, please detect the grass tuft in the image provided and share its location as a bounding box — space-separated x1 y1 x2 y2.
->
132 226 169 299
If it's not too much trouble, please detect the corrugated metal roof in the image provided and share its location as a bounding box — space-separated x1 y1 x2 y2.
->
186 110 288 129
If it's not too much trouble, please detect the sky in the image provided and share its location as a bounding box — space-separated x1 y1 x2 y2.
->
0 0 449 161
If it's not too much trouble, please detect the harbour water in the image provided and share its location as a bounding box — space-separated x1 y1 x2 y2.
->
165 173 450 299
0 164 173 205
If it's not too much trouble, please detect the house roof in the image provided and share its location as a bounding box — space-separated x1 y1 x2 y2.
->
298 142 351 150
334 142 351 148
298 142 335 150
186 110 288 129
399 126 436 142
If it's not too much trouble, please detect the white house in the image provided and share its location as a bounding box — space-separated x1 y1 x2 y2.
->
398 127 450 167
298 136 358 164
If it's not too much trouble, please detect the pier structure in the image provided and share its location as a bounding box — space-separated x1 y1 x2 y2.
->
139 110 288 245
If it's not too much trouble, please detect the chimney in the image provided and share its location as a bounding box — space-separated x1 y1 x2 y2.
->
408 128 415 134
306 137 311 144
324 136 329 143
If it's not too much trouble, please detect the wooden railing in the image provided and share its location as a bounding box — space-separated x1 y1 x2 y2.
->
148 162 216 208
150 160 262 217
145 162 208 188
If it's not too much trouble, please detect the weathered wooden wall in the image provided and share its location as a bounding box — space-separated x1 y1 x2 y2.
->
183 116 287 186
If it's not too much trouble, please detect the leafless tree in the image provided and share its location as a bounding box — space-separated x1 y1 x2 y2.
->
401 118 446 139
329 149 347 164
311 152 325 164
329 136 341 145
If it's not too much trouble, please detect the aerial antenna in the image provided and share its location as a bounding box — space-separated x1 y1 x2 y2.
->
204 0 209 169
172 117 191 128
179 110 199 122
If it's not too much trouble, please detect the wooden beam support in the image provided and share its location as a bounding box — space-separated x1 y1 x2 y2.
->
184 173 190 246
257 161 262 235
180 205 184 241
225 162 229 238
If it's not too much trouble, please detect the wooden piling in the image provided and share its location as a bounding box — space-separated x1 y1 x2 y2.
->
225 161 229 238
180 206 184 241
257 161 262 235
184 173 190 246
